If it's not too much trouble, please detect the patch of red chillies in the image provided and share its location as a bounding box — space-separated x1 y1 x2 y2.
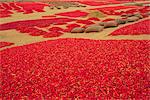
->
76 19 94 25
88 17 100 21
1 3 12 10
49 27 64 32
78 1 108 6
0 2 49 18
0 42 14 48
0 18 75 38
0 4 4 9
0 39 149 99
53 22 67 25
9 2 22 11
0 18 74 30
110 19 150 35
0 10 12 18
56 10 89 18
117 6 150 16
66 24 81 29
15 2 49 13
63 23 81 32
43 31 63 38
90 6 140 16
16 26 64 37
77 0 131 6
91 6 138 11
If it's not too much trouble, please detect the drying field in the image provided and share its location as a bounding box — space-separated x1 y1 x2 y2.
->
0 0 150 99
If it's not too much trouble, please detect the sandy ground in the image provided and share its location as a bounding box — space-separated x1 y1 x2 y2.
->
0 1 150 50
